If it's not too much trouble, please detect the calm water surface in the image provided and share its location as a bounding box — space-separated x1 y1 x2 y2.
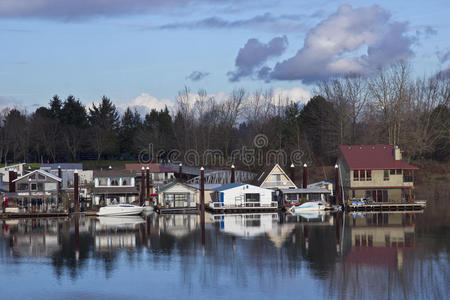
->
0 208 448 300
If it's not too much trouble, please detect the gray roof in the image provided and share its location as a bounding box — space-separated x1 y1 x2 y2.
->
13 169 62 183
282 188 331 194
212 183 244 192
41 163 83 170
186 183 222 190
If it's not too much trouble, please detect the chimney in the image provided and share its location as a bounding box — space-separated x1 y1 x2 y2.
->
178 163 183 182
302 163 308 189
394 145 402 161
230 165 235 183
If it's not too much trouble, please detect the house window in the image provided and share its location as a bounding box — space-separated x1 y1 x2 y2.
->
403 170 413 182
29 174 36 180
366 170 372 181
30 183 38 191
245 193 260 202
18 183 28 191
384 170 389 181
37 174 46 180
352 190 355 198
359 170 365 181
111 179 119 186
286 194 298 202
98 178 108 186
396 169 402 175
353 170 359 181
272 174 281 182
390 169 395 175
122 178 129 186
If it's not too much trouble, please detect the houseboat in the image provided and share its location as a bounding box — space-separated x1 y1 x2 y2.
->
208 183 277 213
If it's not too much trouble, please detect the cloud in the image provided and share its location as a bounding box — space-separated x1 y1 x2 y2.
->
0 95 22 111
186 71 210 81
115 93 175 116
0 0 230 19
269 4 415 83
272 87 311 104
228 36 288 82
149 13 307 33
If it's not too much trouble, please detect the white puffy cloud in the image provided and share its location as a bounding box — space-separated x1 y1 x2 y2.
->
116 93 175 115
272 87 311 104
270 4 414 82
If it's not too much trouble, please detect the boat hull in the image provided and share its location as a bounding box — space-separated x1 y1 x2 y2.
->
97 205 144 216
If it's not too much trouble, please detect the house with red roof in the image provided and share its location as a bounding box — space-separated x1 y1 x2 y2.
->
337 145 418 202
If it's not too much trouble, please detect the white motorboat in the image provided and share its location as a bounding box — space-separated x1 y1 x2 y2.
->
290 201 327 213
97 204 144 216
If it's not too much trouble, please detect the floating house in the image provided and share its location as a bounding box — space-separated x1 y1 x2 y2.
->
155 182 218 212
92 169 139 206
9 169 62 213
208 183 277 212
281 187 331 205
337 145 419 202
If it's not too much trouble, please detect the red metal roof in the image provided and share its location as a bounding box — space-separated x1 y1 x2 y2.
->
339 145 418 170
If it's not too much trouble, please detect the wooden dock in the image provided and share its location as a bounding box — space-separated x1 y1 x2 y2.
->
0 212 69 219
156 207 199 214
346 201 426 212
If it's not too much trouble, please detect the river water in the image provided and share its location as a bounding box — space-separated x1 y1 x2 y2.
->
0 209 448 300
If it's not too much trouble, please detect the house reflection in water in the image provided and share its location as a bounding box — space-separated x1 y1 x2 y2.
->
94 216 145 251
346 213 416 270
157 214 200 238
210 213 279 238
1 218 63 257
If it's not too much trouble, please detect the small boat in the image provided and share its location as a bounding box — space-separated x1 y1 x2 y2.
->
290 201 327 213
97 204 144 216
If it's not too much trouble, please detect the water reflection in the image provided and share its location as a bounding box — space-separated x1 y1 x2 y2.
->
0 210 447 300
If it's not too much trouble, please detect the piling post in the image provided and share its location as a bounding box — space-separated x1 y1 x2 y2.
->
200 167 205 250
8 169 14 193
231 165 235 183
141 166 145 205
302 163 308 188
146 166 150 204
74 170 79 213
57 166 61 207
334 164 339 206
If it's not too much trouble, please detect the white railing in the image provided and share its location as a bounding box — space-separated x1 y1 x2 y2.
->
209 201 278 208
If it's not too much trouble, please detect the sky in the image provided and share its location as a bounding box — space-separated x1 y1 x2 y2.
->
0 0 449 114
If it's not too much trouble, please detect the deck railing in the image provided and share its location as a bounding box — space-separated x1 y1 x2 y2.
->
209 201 278 208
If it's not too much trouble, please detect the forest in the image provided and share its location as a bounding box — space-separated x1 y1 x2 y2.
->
0 63 449 170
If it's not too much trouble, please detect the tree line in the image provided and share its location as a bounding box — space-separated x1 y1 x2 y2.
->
0 63 448 168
